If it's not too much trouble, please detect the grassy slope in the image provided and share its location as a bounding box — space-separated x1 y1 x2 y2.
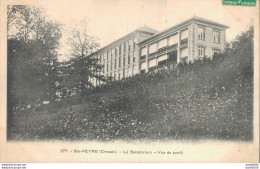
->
8 29 254 141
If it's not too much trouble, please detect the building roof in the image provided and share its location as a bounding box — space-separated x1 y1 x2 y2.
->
138 16 230 45
136 26 158 34
87 26 158 57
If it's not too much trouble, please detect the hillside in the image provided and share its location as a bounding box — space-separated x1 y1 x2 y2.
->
8 26 254 141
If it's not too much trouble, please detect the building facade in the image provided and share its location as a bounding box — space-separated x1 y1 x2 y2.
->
89 26 158 86
138 16 229 73
90 16 229 86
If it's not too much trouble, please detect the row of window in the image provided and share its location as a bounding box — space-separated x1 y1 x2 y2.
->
93 63 135 85
198 27 220 43
97 38 137 63
106 64 136 80
140 50 179 72
103 51 136 73
198 46 221 57
139 27 220 57
97 39 137 73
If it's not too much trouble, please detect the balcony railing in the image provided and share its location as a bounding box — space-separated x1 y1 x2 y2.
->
180 38 188 46
168 43 178 49
140 55 146 61
148 43 178 58
158 46 169 52
157 43 178 53
157 60 167 67
149 66 157 72
148 52 157 58
147 59 178 73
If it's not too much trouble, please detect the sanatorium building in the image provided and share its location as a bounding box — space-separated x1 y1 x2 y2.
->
89 16 229 86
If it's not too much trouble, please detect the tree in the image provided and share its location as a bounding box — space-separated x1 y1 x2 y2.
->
39 20 63 103
8 5 62 110
62 19 106 96
7 5 23 30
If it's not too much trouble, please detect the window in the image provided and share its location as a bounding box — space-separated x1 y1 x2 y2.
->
114 50 117 68
118 71 121 80
132 64 135 75
198 27 205 40
127 66 131 77
128 44 131 52
119 56 121 68
123 68 125 78
198 46 205 57
133 51 135 62
133 38 136 50
213 30 220 43
128 53 130 64
124 43 126 53
119 45 121 55
111 50 113 70
114 57 116 69
123 55 125 66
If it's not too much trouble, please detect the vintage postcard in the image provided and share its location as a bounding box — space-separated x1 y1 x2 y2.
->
0 0 259 163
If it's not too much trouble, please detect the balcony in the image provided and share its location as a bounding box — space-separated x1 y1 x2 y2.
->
148 43 178 58
158 46 169 52
180 38 188 46
157 43 178 53
140 55 146 61
148 52 157 58
168 43 178 50
148 66 157 72
157 60 167 67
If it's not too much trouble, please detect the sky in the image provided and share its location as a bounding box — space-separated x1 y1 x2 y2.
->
35 0 258 60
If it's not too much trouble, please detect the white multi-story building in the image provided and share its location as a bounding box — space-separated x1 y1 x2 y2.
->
89 26 158 86
89 16 229 86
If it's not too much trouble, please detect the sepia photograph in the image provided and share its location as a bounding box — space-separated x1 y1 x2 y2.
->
0 0 259 163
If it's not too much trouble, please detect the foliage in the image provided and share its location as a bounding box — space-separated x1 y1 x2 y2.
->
7 5 62 111
8 23 254 141
61 19 106 96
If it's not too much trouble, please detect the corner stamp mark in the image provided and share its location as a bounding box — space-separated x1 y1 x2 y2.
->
223 0 256 6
